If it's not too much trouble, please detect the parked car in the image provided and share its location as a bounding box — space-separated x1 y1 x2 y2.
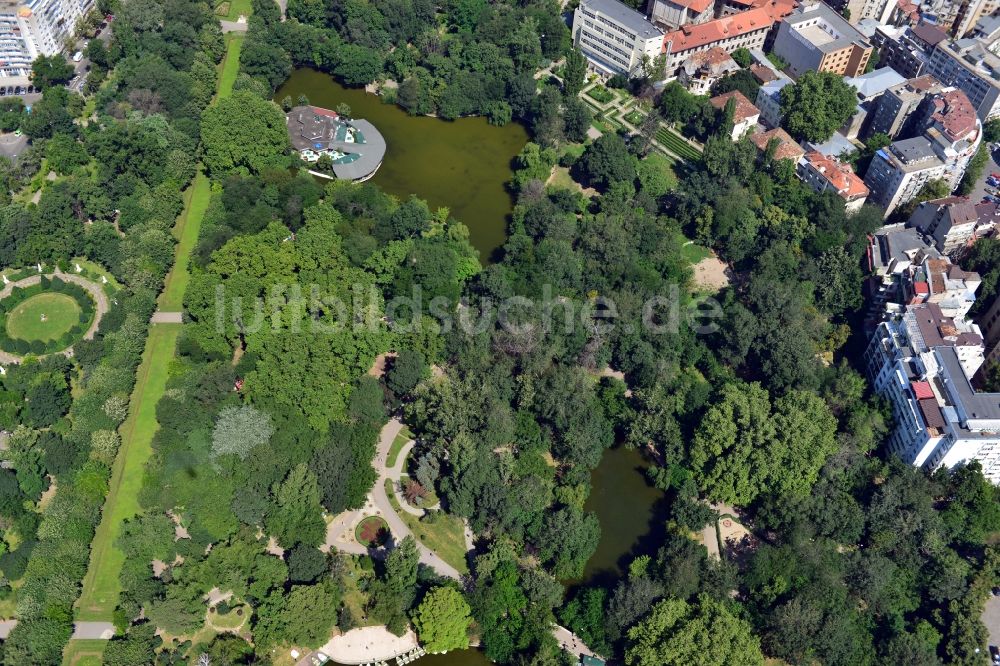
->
990 645 1000 665
71 51 83 62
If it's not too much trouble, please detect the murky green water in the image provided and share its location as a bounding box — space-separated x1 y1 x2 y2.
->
275 69 529 261
581 446 661 582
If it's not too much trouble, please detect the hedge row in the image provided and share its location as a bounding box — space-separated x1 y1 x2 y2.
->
0 277 97 356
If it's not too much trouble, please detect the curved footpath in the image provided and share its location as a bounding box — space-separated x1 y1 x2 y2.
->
321 417 603 664
0 270 111 364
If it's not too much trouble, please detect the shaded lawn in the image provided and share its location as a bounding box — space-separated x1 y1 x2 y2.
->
385 479 469 574
158 171 210 312
62 639 107 666
75 324 181 620
217 35 243 100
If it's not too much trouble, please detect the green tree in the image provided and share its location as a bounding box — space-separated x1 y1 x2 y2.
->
625 595 763 666
31 55 74 90
780 71 858 143
731 47 751 68
985 117 1000 143
576 133 636 190
211 404 275 461
412 585 472 652
255 583 341 649
201 91 289 176
386 349 428 397
562 49 587 97
265 464 326 547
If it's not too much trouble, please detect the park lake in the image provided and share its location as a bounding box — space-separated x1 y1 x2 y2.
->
280 70 662 657
275 69 529 261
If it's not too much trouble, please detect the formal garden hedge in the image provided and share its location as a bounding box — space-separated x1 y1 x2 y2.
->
0 276 96 356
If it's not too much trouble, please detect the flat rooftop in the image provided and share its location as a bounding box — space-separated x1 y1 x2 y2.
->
785 1 871 54
583 0 663 39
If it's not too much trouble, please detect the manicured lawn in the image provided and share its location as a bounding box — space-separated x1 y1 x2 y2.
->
623 109 645 126
585 85 615 104
217 35 244 100
208 604 249 630
6 293 80 341
385 480 469 574
62 639 107 666
224 0 251 19
655 126 702 161
158 171 210 312
75 323 181 621
386 427 413 468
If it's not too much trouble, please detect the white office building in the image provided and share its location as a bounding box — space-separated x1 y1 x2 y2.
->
572 0 665 78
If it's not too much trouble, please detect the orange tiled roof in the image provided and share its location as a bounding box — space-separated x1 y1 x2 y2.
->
669 0 714 13
662 0 796 53
750 62 778 82
709 90 760 122
751 127 804 161
929 89 978 142
803 151 869 200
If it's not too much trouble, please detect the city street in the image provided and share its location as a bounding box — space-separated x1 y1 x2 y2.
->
966 143 1000 206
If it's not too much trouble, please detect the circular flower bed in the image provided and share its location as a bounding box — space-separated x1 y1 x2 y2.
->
355 515 389 547
0 276 96 356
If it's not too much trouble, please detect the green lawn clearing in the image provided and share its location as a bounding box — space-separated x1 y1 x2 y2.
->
217 35 243 100
222 0 251 19
584 85 615 104
62 639 107 666
207 603 249 631
681 242 711 265
655 126 702 161
623 109 645 126
159 171 210 312
6 293 81 342
75 323 181 621
385 479 469 574
386 427 413 468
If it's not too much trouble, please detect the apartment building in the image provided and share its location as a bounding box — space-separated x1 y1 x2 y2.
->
865 301 1000 484
796 150 870 212
572 0 666 77
16 0 92 57
754 71 794 127
871 23 948 78
926 37 1000 119
0 8 33 95
771 1 874 78
864 137 949 214
649 0 715 30
864 75 944 139
825 0 896 25
909 196 982 256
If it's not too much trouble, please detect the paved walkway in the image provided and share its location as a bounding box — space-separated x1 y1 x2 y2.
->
72 621 115 639
553 624 602 662
220 19 248 32
150 311 182 323
0 270 111 364
310 626 418 665
983 594 1000 648
0 620 115 640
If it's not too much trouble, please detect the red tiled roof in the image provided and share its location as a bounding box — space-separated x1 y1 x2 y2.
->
911 22 948 46
913 281 929 294
918 398 945 428
802 151 869 201
690 46 737 67
709 90 760 122
750 63 777 83
309 105 339 118
911 380 935 399
662 0 795 53
929 89 978 142
670 0 714 13
750 127 804 161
